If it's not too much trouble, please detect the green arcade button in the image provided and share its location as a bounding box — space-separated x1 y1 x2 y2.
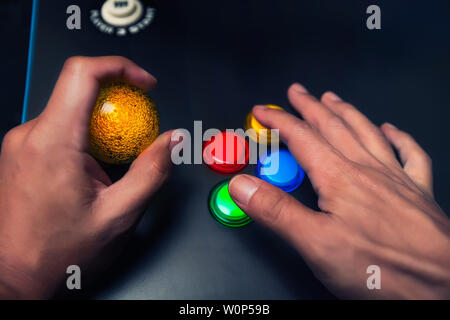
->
208 180 252 228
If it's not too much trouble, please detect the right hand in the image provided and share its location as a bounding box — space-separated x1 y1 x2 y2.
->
229 83 450 299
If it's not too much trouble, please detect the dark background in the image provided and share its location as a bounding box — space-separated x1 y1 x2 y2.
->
0 0 30 138
0 0 449 299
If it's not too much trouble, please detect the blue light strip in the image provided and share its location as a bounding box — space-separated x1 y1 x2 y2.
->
21 0 40 123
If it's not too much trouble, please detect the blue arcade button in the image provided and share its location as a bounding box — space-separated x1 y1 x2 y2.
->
256 149 305 192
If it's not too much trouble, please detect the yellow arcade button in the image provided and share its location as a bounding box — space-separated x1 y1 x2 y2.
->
244 104 284 143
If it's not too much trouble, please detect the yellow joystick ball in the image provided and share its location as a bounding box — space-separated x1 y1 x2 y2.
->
89 82 159 164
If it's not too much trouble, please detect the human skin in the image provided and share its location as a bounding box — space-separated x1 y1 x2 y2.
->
0 56 174 299
229 83 450 299
0 57 449 300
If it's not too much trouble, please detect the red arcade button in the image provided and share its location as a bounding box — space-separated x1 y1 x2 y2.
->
203 131 249 174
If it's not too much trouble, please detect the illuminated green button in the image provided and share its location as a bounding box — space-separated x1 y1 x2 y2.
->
209 180 252 228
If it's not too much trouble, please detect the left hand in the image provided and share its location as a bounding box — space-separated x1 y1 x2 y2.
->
0 56 173 299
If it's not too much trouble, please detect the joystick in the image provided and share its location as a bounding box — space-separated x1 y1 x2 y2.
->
101 0 143 27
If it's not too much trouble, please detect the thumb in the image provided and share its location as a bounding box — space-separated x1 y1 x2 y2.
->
228 174 325 253
96 131 173 228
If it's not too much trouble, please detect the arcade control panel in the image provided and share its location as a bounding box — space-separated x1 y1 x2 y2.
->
23 0 450 299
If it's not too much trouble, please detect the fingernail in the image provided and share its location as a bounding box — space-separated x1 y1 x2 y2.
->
384 123 397 130
254 105 268 111
141 69 157 82
292 83 308 94
253 105 269 112
229 175 259 206
326 91 342 102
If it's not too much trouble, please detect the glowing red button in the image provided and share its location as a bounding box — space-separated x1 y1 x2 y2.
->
203 131 249 174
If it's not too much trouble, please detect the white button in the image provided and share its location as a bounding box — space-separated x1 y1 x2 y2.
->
101 0 143 27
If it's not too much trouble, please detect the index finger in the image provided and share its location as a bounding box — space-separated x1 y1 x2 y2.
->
252 105 344 187
38 56 157 148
